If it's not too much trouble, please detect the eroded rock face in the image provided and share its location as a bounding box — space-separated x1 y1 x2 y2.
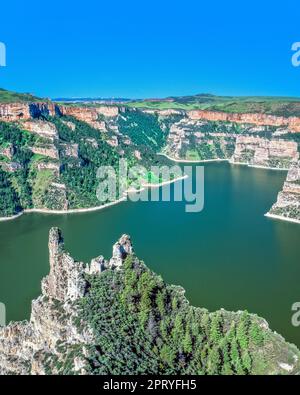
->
0 228 134 375
0 161 22 172
268 161 300 221
109 234 134 269
61 120 76 131
30 144 59 160
59 106 106 130
36 161 60 175
0 103 118 130
231 136 299 168
0 103 31 121
0 228 300 375
188 110 300 132
21 120 58 141
0 143 14 159
42 228 86 302
58 105 119 130
60 143 79 158
164 118 238 160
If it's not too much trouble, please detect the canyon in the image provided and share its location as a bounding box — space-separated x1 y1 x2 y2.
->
0 227 299 375
188 109 300 133
0 101 300 224
1 102 300 132
0 228 133 374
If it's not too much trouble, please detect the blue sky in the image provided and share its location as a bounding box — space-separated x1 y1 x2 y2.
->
0 0 299 98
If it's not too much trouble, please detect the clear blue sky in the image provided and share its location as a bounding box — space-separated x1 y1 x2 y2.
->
0 0 299 98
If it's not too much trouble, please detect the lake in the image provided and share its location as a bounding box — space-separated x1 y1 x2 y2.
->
1 162 300 347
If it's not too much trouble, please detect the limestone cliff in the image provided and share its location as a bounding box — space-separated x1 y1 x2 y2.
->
2 101 300 132
267 161 300 222
0 228 134 375
188 110 300 133
231 136 299 169
162 116 299 169
0 102 119 131
1 102 300 223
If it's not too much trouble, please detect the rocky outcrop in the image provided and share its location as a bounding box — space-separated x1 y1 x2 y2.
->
36 161 60 175
144 109 184 117
59 106 106 130
164 118 236 160
231 136 299 169
42 228 86 302
61 120 76 131
58 105 119 130
1 228 300 375
1 101 300 133
30 144 59 160
21 121 58 141
267 161 300 222
0 102 59 122
0 103 31 121
0 161 22 172
60 143 79 158
162 115 299 168
0 102 118 130
188 110 300 133
109 234 134 269
0 143 14 159
0 228 134 375
106 135 119 147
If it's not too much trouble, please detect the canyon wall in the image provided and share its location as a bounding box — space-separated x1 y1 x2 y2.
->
0 228 134 375
2 102 300 132
231 136 299 169
0 102 119 130
163 117 299 169
267 161 300 222
58 105 119 130
188 110 300 133
0 103 31 121
0 228 299 375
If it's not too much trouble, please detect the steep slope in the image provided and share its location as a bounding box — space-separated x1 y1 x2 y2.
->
0 107 172 217
267 160 300 222
1 97 300 223
0 228 299 375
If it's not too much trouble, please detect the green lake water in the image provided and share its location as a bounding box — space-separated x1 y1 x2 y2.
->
1 162 300 347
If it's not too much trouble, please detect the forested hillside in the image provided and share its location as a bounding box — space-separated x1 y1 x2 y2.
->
0 108 171 216
1 228 299 375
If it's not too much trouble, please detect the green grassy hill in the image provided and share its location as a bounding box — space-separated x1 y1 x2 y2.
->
126 94 300 116
0 88 43 103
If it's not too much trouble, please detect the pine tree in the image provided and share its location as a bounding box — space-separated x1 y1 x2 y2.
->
182 325 193 354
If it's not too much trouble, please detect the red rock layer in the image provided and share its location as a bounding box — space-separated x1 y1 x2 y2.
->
188 110 300 132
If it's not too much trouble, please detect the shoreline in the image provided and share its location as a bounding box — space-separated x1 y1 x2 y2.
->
141 174 188 188
0 212 24 222
264 212 300 225
229 161 289 171
158 153 228 163
160 153 290 171
0 175 188 222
